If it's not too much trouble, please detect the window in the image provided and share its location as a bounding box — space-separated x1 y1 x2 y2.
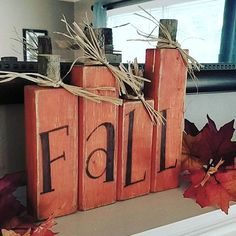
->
107 0 225 63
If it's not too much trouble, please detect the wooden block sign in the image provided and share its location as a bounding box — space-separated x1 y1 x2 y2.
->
117 100 153 200
145 48 187 192
24 86 78 219
71 65 118 210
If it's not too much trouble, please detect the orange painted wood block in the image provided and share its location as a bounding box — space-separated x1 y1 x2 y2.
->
145 48 187 192
24 86 78 219
117 100 153 200
71 65 118 210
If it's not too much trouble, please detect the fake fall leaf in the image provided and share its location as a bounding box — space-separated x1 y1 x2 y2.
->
30 216 57 236
183 167 236 214
0 172 26 227
0 172 57 235
1 229 30 236
1 216 57 236
182 116 236 213
183 115 236 168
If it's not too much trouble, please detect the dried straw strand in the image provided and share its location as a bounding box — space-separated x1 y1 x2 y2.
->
0 71 122 105
131 6 201 82
127 61 164 124
57 16 148 90
57 16 163 124
12 28 38 60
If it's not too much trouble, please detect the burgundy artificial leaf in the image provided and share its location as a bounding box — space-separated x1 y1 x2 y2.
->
3 214 35 235
2 216 57 236
182 133 203 171
183 115 236 168
0 172 57 235
182 116 236 213
0 171 26 194
1 228 30 236
31 216 57 236
0 172 26 227
184 119 199 136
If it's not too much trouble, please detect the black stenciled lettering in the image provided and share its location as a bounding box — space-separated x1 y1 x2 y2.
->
159 110 177 172
86 148 107 179
86 122 115 182
125 109 146 187
40 125 69 194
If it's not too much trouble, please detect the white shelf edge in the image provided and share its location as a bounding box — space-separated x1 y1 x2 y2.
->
133 204 236 236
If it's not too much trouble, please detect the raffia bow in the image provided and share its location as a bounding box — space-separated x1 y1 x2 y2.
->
56 16 164 125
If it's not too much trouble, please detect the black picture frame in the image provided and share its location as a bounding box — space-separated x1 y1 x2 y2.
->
22 29 48 61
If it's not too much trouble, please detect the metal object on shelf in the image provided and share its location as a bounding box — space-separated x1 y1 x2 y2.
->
93 28 114 54
85 27 122 64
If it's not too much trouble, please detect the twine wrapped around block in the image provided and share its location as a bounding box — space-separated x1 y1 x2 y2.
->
57 16 163 125
57 16 149 95
0 71 122 105
124 60 163 125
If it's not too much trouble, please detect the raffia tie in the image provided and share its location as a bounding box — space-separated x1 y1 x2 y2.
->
195 159 225 187
0 71 122 105
57 16 163 125
157 37 201 82
133 6 202 83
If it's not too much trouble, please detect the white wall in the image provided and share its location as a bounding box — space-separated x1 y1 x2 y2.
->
0 0 75 61
74 0 94 58
74 0 94 24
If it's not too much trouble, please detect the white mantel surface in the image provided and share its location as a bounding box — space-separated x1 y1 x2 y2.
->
54 186 219 236
134 204 236 236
